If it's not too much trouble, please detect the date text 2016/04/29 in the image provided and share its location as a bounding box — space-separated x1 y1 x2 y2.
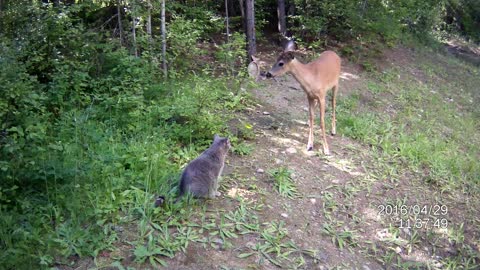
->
378 204 448 216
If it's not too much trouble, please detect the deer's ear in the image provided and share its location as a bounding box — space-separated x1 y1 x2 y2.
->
283 40 296 52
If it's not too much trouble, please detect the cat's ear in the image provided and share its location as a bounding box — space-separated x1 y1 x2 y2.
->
214 134 219 141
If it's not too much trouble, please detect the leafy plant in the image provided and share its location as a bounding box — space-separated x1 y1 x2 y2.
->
268 167 298 198
232 141 254 156
215 32 247 76
134 234 168 267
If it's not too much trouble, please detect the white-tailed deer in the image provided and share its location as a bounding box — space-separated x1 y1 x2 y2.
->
266 41 341 155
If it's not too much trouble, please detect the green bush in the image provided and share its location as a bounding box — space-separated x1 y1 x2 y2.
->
445 0 480 42
0 43 48 186
215 32 247 76
0 2 250 268
278 0 449 49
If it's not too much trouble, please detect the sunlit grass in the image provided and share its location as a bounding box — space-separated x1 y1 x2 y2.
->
338 50 480 195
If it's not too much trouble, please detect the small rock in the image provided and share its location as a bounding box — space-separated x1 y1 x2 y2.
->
269 124 279 130
376 228 392 239
362 265 371 270
212 238 223 245
286 147 297 154
275 158 283 164
281 213 288 218
263 111 270 115
245 241 256 249
310 198 316 204
432 260 443 268
256 168 265 173
395 246 402 254
112 225 124 232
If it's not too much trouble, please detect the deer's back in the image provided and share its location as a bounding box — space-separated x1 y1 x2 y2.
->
307 51 341 90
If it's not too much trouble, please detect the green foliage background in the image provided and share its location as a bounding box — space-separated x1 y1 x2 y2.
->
0 1 246 268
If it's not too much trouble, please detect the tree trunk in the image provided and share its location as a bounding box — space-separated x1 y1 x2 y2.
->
277 0 286 36
225 0 233 74
225 0 230 43
228 0 234 16
239 0 245 29
147 0 152 39
245 0 256 60
132 16 137 57
117 0 124 46
161 0 167 77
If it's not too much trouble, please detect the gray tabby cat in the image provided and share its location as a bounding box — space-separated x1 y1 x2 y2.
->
178 134 231 199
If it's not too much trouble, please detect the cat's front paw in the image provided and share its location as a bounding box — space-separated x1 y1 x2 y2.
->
215 191 222 197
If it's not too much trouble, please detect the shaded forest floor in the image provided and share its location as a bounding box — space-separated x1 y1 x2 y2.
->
66 44 480 270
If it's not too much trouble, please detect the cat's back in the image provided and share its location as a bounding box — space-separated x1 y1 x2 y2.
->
178 148 220 194
178 135 231 197
184 153 221 178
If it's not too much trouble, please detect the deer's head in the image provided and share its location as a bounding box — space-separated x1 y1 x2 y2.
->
266 40 296 78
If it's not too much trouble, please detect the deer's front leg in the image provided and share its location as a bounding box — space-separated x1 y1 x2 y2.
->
307 98 315 151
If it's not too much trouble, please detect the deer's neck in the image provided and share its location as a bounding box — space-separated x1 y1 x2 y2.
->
289 59 316 97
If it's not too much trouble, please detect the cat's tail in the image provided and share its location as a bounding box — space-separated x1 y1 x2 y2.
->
154 174 184 207
154 192 185 207
154 195 166 207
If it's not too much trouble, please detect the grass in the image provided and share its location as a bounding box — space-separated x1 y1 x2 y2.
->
334 46 480 268
0 73 253 269
267 167 299 199
338 50 480 195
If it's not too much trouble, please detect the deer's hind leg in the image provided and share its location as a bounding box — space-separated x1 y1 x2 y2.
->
319 97 330 155
331 84 338 135
306 98 316 151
